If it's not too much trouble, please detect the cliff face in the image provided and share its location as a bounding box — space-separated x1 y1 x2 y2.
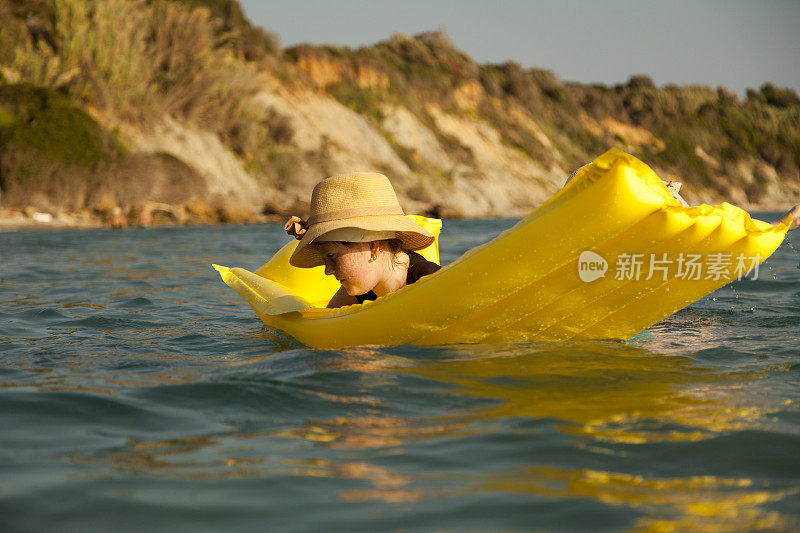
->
1 0 798 226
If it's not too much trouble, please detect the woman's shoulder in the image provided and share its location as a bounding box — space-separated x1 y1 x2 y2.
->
407 251 441 283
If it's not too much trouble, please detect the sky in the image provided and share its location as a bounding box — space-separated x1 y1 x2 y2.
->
238 0 800 95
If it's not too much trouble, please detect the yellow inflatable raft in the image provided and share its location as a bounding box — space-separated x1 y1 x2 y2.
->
214 149 790 348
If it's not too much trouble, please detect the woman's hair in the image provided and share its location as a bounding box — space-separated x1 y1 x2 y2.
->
381 238 410 269
337 238 410 269
381 238 404 254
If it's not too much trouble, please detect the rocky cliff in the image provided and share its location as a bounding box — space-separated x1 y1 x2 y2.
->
1 0 798 227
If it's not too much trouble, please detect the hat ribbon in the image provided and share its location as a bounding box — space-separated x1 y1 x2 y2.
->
307 205 404 225
284 216 308 240
285 206 405 240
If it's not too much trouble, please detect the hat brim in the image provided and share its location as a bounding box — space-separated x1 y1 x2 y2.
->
289 214 435 268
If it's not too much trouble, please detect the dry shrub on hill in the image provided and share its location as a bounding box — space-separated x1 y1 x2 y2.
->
8 0 264 153
171 0 281 61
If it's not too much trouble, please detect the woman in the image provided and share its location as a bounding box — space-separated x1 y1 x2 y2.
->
284 172 440 308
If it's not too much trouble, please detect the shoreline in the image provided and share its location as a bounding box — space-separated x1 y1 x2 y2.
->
0 207 282 231
1 204 794 231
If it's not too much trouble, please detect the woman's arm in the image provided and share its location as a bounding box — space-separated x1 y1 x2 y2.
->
327 285 359 308
772 205 800 231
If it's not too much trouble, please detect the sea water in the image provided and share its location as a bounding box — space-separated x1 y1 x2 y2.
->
1 218 799 532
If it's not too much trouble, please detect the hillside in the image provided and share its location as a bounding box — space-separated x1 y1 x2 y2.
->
1 0 799 227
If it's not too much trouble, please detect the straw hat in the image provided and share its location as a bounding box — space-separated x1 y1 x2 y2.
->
285 172 434 268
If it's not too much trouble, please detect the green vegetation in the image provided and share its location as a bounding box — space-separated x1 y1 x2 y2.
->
328 82 385 124
0 83 114 167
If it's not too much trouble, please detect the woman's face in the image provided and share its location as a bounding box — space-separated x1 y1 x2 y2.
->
318 241 380 295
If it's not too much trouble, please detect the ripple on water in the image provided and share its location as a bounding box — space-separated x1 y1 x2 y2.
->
11 307 71 321
56 316 165 330
0 390 226 456
109 297 157 309
131 372 384 421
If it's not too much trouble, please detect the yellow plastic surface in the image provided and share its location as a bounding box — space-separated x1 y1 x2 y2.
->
214 149 789 349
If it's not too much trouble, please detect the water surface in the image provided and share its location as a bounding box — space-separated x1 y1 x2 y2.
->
1 218 799 532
